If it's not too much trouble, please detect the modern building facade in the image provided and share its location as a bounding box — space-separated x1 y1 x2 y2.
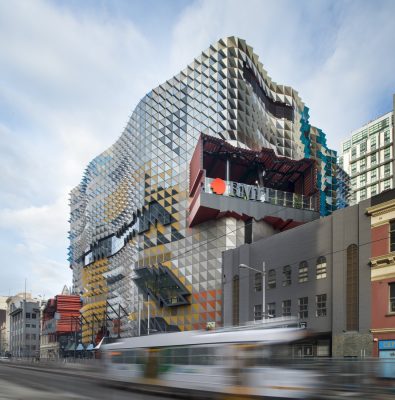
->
366 189 395 357
223 200 373 357
69 37 337 341
336 165 351 209
339 95 395 205
7 293 40 358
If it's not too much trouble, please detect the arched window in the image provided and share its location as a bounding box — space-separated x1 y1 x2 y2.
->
316 256 327 279
267 269 276 289
298 261 308 283
346 244 359 331
232 275 239 326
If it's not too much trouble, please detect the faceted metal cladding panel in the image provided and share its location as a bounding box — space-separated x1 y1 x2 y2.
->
69 37 337 335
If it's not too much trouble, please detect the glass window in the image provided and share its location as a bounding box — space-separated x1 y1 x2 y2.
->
298 297 308 319
360 141 367 154
371 185 377 196
267 302 276 318
360 188 367 200
360 159 366 171
384 130 391 145
351 147 357 159
371 169 377 182
384 163 391 177
254 272 262 292
360 174 366 186
254 304 262 321
371 153 377 165
298 261 308 283
371 136 377 151
351 163 357 175
384 147 391 160
32 314 36 319
25 324 30 328
267 269 276 289
351 177 357 187
316 294 327 317
384 179 392 190
282 265 291 286
316 256 327 279
389 283 395 313
282 300 291 317
26 313 30 319
390 221 395 252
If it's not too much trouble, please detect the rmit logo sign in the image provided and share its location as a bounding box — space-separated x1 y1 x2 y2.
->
210 178 226 195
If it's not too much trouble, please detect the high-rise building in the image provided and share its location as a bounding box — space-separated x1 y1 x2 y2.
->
339 95 395 205
336 165 351 209
69 37 337 341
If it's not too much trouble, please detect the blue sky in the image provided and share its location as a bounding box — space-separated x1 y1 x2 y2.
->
0 0 394 298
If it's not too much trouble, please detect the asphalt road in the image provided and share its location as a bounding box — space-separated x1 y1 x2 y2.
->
0 364 165 400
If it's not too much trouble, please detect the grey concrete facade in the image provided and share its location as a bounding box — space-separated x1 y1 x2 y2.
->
223 200 373 357
7 294 40 358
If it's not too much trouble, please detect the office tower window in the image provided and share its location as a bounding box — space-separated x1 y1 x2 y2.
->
360 173 366 186
389 283 395 313
360 188 367 200
267 302 276 318
351 163 357 175
316 294 327 317
316 256 327 279
360 141 367 154
298 297 308 319
384 147 391 160
267 269 276 289
32 314 36 319
384 179 391 190
282 300 291 317
26 313 30 319
384 163 391 177
371 185 378 196
346 244 359 331
371 152 377 166
254 304 262 320
371 169 377 182
351 177 357 187
371 136 377 151
360 159 366 172
390 221 395 252
384 130 391 145
351 147 357 159
282 265 291 286
298 261 308 283
232 275 239 326
254 272 262 292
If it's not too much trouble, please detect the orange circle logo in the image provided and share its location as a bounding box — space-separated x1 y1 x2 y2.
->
210 178 226 195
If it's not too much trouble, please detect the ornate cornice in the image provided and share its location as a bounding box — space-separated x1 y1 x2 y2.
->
366 199 395 217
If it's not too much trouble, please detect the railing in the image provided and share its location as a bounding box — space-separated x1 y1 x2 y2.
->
204 177 318 212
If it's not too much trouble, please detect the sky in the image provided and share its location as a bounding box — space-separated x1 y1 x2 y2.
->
0 0 394 298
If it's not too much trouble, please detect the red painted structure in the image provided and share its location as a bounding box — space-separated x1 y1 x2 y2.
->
42 295 82 338
189 133 319 228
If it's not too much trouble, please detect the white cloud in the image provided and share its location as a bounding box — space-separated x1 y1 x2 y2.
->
0 0 394 297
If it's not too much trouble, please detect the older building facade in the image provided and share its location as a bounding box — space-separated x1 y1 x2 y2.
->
7 293 40 358
366 189 395 357
223 200 373 357
69 37 337 341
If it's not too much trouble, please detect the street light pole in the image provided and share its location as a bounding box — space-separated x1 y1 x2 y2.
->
239 262 266 320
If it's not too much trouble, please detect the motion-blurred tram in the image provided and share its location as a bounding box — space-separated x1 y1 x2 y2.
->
101 325 319 399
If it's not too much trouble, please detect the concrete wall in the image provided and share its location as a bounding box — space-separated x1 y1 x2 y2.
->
223 200 373 357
